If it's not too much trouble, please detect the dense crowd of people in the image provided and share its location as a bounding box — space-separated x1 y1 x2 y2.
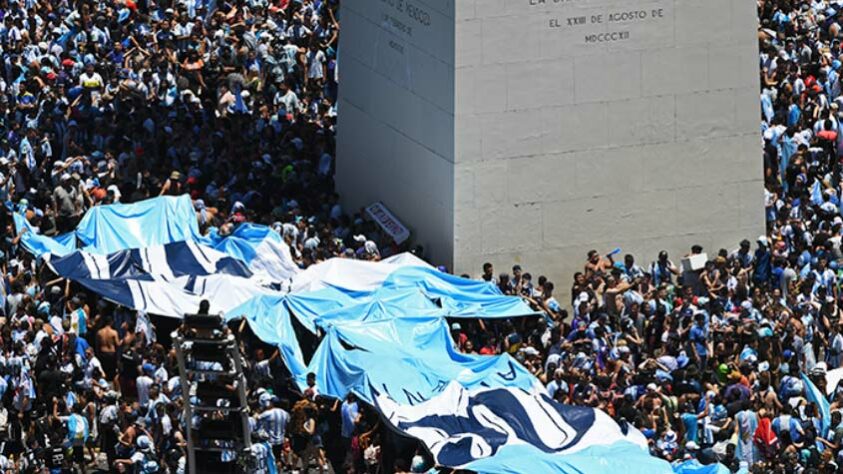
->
0 0 399 472
444 1 843 473
6 0 843 473
458 1 843 473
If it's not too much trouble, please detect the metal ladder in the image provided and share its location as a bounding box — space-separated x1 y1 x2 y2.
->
173 313 252 473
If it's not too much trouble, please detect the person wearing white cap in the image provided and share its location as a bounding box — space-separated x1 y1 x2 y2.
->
363 240 379 260
53 170 80 233
114 434 159 473
546 368 568 401
255 393 289 467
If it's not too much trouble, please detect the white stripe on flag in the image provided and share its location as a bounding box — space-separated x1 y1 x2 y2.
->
139 247 151 274
185 241 218 274
145 246 175 281
92 254 110 279
80 253 110 279
126 280 148 313
80 253 99 279
138 280 190 316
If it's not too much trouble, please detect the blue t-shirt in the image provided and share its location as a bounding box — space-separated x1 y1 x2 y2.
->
341 400 359 438
74 336 90 360
690 325 707 356
773 415 802 443
681 412 699 443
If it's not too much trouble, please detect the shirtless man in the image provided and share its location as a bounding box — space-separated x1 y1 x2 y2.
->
584 249 612 279
96 316 121 381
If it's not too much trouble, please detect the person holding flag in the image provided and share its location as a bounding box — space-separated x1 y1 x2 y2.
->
53 396 89 474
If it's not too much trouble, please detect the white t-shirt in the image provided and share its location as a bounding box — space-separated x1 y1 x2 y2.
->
160 414 173 436
136 375 154 407
84 356 103 386
79 72 104 89
307 50 326 79
275 89 299 113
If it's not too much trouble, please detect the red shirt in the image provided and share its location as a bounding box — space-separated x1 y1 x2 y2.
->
479 345 496 356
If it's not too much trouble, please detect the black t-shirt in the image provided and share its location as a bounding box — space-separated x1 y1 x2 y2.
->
573 382 593 401
156 30 174 44
20 448 44 471
674 379 699 396
37 369 65 401
46 445 66 469
120 351 139 379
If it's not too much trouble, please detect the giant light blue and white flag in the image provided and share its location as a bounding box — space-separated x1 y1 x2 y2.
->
11 193 677 473
374 382 672 474
43 241 277 317
44 240 252 281
14 195 299 281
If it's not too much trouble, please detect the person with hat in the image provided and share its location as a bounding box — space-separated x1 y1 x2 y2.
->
52 169 80 233
450 322 467 351
546 368 569 403
67 295 89 340
114 434 160 473
255 392 289 471
158 171 183 196
136 363 155 410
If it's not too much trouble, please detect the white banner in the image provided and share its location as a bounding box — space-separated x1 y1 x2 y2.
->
366 202 410 244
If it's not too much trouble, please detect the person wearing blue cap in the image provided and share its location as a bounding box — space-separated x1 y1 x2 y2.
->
256 394 289 472
136 363 155 409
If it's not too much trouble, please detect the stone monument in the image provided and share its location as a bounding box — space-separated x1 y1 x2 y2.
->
337 0 763 289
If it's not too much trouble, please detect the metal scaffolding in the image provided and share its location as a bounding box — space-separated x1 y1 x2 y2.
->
173 313 252 474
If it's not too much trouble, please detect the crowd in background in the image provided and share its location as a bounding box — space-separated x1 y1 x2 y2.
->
442 1 843 472
0 0 410 471
463 1 843 472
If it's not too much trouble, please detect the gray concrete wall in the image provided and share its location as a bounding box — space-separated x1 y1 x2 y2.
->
337 0 764 298
336 0 456 264
452 0 764 290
